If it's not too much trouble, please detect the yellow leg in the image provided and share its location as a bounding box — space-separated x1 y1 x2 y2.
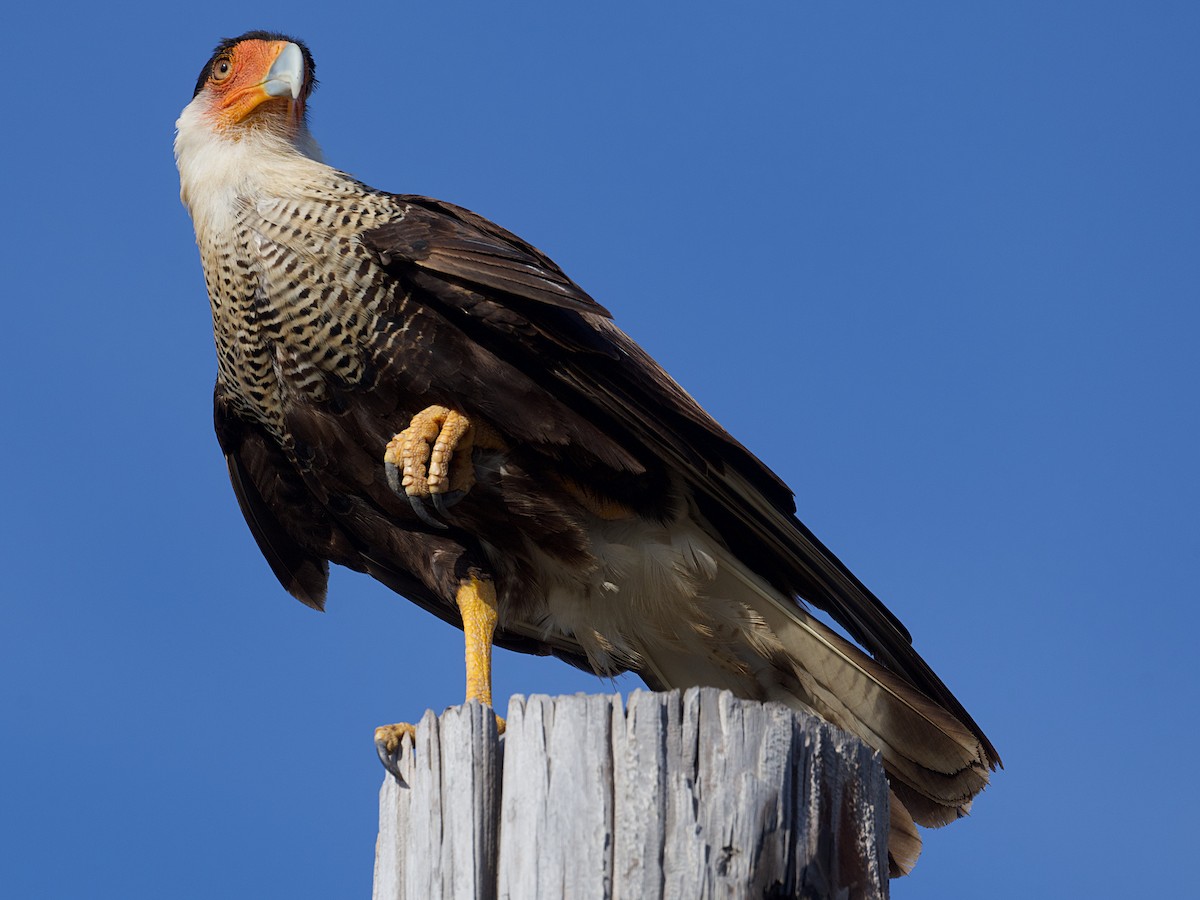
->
458 575 506 734
459 575 497 706
374 574 505 778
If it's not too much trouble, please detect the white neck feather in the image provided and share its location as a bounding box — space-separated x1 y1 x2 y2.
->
174 97 327 236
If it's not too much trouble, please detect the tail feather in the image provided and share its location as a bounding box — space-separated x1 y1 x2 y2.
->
638 543 994 874
757 604 991 808
887 793 923 877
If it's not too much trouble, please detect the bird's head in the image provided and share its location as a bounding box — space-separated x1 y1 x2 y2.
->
176 32 322 221
187 31 316 138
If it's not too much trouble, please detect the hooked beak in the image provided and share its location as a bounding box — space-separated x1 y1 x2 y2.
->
262 42 304 100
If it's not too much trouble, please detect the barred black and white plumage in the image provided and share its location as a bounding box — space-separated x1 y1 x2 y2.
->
176 31 999 875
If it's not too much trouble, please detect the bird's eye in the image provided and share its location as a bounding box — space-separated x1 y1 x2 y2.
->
212 55 234 83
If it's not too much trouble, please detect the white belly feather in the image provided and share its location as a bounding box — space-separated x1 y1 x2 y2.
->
500 507 794 698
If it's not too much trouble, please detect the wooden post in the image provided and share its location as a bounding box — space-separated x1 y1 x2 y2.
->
374 688 889 900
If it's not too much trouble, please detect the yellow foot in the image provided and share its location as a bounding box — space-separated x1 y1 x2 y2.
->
374 722 417 781
373 714 507 782
374 576 507 783
383 405 505 528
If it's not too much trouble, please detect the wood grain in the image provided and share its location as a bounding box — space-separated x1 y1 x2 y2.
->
373 689 888 899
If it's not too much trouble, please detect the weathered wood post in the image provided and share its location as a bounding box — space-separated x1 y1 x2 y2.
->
374 688 889 900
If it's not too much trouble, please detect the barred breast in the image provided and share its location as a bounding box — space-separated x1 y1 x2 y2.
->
199 170 421 437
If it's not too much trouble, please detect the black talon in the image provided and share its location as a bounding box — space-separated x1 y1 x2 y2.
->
385 460 403 497
431 489 466 518
387 458 450 528
375 734 408 786
409 493 448 529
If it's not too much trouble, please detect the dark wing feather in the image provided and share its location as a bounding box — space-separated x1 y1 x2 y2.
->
362 196 998 766
214 389 329 610
218 380 600 671
362 197 793 502
371 196 612 318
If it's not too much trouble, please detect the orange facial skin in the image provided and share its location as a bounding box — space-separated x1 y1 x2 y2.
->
204 40 298 129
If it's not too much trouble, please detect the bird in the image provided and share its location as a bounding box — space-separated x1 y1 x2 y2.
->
175 30 999 875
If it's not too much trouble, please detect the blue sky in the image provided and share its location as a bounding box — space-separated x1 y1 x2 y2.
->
3 3 1197 897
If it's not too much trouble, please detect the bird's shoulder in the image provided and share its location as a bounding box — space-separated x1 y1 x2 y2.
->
362 193 611 318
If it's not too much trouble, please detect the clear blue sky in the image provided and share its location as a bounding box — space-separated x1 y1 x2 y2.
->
3 3 1196 897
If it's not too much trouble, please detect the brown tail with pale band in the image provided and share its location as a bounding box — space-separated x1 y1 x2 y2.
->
638 549 996 876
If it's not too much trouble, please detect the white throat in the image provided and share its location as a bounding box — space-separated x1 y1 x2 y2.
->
174 97 326 237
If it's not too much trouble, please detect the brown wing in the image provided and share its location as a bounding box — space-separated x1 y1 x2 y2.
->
216 384 600 670
368 196 613 319
361 196 999 766
214 387 330 610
